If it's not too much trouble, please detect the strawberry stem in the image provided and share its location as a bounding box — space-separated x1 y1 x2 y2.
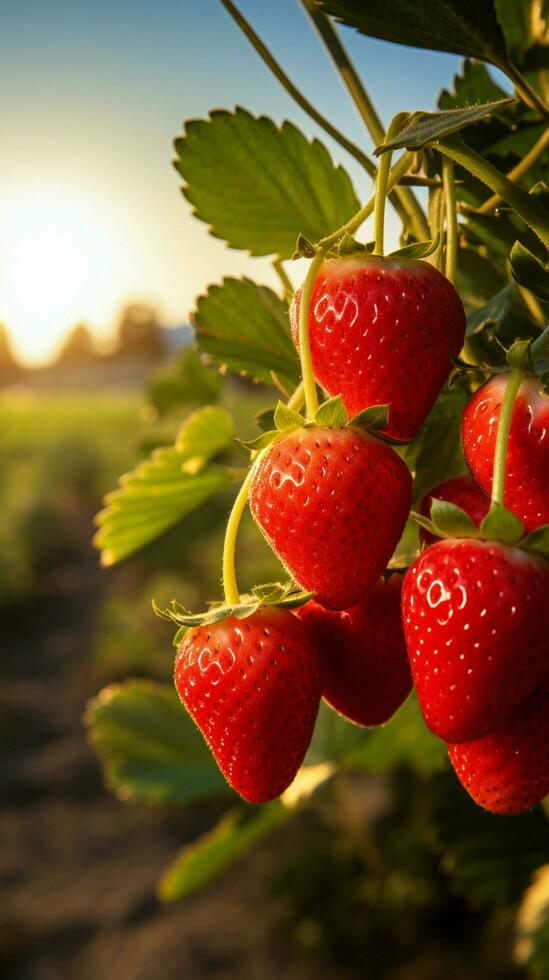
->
490 368 524 511
222 456 264 605
299 246 328 420
372 115 406 256
442 157 457 283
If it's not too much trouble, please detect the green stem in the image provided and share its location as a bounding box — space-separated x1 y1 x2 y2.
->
490 368 523 510
435 135 549 249
299 247 328 420
219 0 376 178
442 157 457 283
222 455 265 605
501 60 549 119
287 381 305 413
299 0 430 241
428 187 445 271
479 127 549 214
273 257 294 297
372 115 407 255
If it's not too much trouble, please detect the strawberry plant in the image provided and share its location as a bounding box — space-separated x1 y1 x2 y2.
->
86 1 549 969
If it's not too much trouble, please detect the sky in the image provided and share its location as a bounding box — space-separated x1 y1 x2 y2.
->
0 0 478 365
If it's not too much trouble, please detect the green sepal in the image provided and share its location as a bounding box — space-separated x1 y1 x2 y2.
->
410 511 446 540
337 234 372 257
510 241 549 303
173 625 189 648
520 524 549 557
506 338 534 374
239 430 280 452
293 234 316 260
389 233 440 260
479 504 525 545
314 395 348 427
430 499 479 538
274 400 306 430
348 403 390 432
373 100 514 155
250 581 314 608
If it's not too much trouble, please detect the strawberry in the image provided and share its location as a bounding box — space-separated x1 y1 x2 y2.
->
295 574 412 726
290 255 466 442
448 687 549 814
419 475 490 548
174 606 324 803
401 538 549 742
461 374 549 531
249 425 412 610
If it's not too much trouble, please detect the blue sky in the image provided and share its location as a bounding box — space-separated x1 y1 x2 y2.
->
1 0 484 363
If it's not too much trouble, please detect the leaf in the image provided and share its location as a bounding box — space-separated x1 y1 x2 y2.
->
479 503 525 543
389 234 440 259
94 408 236 566
193 277 299 389
430 499 479 537
374 100 515 155
254 406 276 432
411 388 469 505
84 681 226 805
159 803 288 902
515 865 549 979
315 0 509 64
175 405 235 466
510 241 549 302
521 524 549 556
347 695 448 776
348 403 390 431
174 108 359 258
314 395 348 427
466 283 516 337
439 59 508 110
432 773 549 907
274 401 305 430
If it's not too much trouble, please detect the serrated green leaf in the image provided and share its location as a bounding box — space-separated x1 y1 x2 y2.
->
175 405 235 464
159 803 288 902
479 503 525 544
314 395 348 427
430 499 479 537
194 277 299 388
348 403 390 431
274 401 305 430
389 234 440 259
521 524 549 556
316 0 508 64
466 283 516 337
510 241 549 302
174 108 359 258
94 407 237 566
432 773 549 907
375 100 515 155
439 59 508 110
84 681 225 805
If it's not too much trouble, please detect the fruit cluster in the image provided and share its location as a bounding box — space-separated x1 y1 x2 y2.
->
170 225 548 816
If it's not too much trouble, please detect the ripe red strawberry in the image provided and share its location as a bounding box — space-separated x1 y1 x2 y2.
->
290 255 466 442
174 607 324 803
448 687 549 814
419 475 490 548
461 374 549 531
295 575 412 726
402 538 549 742
249 425 412 610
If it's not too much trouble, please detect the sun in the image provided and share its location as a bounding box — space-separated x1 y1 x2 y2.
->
0 189 120 365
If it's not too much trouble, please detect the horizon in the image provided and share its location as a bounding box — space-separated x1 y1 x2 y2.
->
1 0 504 367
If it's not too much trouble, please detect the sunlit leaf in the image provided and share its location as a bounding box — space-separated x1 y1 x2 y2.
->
375 100 514 155
84 680 226 805
175 108 359 258
194 278 300 388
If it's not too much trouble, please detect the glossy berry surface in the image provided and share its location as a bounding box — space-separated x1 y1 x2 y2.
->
249 426 412 610
462 375 549 531
290 255 466 442
419 474 490 548
448 688 549 814
296 575 412 727
402 538 549 742
174 607 323 803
